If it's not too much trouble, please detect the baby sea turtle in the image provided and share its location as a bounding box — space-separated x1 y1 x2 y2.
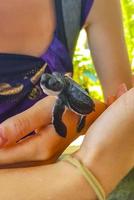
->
40 72 95 138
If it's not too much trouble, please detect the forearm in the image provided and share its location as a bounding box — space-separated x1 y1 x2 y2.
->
0 161 97 200
75 90 134 195
86 0 132 99
75 142 133 197
88 31 132 99
0 99 106 166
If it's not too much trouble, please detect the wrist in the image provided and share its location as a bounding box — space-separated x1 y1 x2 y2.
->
57 160 97 200
74 145 134 197
73 149 123 196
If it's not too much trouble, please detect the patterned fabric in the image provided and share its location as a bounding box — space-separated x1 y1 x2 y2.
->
0 0 94 122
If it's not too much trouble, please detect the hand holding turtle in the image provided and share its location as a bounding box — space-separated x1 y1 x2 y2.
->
0 75 127 166
0 95 105 166
73 86 134 195
40 72 95 137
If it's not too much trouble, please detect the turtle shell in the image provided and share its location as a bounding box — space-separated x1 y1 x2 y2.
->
65 77 95 114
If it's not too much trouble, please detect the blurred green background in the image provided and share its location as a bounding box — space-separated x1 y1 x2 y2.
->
73 0 134 101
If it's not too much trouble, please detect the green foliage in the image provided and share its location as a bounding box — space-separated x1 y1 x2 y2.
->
121 0 134 69
73 0 134 100
73 31 103 100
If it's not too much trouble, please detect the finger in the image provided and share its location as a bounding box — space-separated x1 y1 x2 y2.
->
116 83 128 98
0 125 62 166
0 108 80 165
0 123 76 166
132 74 134 86
0 100 106 166
106 83 128 106
106 95 116 106
0 96 56 147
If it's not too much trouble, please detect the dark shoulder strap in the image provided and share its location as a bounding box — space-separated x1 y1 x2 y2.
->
55 0 81 58
61 0 81 57
81 0 94 26
55 0 68 50
55 0 94 58
81 0 88 25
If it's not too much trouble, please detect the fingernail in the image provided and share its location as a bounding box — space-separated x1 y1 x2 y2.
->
0 127 8 148
117 83 128 98
118 83 127 92
107 95 116 106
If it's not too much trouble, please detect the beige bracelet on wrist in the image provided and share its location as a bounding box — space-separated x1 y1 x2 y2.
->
61 154 106 200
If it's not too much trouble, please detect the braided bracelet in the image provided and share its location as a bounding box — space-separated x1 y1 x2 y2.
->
61 154 106 200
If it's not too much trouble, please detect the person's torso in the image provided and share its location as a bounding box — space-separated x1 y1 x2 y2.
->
0 0 56 57
0 0 94 122
0 0 94 58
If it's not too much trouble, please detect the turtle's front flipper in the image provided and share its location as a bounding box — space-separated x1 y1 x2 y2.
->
53 98 67 137
77 115 86 133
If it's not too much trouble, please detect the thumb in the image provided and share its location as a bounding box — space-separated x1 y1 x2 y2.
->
0 96 55 148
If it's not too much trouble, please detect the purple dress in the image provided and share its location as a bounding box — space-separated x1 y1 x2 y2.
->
0 0 94 122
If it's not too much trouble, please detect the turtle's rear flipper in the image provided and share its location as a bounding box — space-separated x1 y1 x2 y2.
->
77 115 86 132
53 98 67 137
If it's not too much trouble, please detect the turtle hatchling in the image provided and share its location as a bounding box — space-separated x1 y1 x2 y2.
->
40 72 95 138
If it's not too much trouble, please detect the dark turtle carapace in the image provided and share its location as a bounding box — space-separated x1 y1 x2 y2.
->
40 72 95 138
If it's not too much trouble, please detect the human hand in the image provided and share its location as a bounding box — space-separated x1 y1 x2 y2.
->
0 96 106 166
107 83 128 106
75 87 134 195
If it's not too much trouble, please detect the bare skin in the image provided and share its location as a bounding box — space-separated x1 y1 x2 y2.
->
0 0 132 97
86 0 132 98
0 84 126 166
0 161 97 200
0 98 106 166
0 0 132 159
0 0 132 199
75 87 134 195
0 88 133 200
0 0 56 56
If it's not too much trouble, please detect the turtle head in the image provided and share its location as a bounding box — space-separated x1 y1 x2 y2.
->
40 73 64 95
